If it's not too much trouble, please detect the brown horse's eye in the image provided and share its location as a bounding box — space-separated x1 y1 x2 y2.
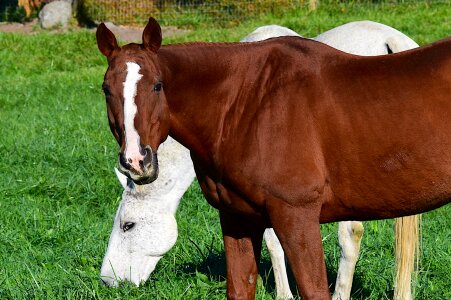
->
153 82 162 92
103 85 111 97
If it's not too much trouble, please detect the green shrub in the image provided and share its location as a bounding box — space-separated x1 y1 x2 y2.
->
78 0 159 26
0 3 28 22
77 0 305 26
79 1 438 27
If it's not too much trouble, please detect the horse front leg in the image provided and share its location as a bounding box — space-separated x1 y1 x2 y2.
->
267 199 331 300
220 210 265 300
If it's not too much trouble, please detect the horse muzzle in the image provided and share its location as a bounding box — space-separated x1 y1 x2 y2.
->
118 145 159 185
100 255 162 287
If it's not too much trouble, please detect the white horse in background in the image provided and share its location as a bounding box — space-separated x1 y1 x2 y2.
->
100 21 419 300
242 21 418 55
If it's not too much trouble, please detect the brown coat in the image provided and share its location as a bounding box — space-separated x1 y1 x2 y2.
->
97 18 450 299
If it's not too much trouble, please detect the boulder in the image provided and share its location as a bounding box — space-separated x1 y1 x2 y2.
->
39 1 72 29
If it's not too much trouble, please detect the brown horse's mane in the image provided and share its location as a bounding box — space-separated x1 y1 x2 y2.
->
161 35 306 50
162 41 248 50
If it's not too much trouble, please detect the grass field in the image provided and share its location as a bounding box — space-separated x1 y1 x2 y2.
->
0 1 450 299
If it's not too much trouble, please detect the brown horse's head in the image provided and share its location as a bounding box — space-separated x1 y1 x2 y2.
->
96 18 169 184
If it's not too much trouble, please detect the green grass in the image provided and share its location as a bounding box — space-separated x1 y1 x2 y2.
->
0 1 450 299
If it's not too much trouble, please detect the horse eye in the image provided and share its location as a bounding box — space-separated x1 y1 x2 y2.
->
122 222 135 232
153 82 162 92
103 86 111 97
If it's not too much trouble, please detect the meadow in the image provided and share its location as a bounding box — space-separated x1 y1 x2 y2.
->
0 1 450 299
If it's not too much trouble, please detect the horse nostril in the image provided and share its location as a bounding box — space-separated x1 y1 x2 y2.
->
139 144 147 156
142 146 153 167
119 153 131 170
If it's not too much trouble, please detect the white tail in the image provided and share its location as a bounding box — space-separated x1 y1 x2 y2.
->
393 215 421 300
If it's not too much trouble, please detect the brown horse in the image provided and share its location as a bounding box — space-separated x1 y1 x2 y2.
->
96 18 450 299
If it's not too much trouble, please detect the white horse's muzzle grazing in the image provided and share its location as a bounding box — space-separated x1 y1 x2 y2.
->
100 255 163 287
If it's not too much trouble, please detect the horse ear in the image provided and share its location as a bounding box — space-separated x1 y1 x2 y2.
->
96 23 119 57
115 168 130 189
142 17 162 52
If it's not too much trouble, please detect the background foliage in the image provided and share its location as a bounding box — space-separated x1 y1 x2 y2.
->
77 0 448 27
0 0 28 22
78 0 302 26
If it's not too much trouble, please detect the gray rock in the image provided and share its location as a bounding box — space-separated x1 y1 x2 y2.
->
39 1 72 29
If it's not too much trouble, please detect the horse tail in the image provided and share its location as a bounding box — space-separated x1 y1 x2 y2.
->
385 35 419 54
393 214 421 300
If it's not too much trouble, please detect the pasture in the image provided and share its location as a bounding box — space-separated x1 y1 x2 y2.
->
0 2 449 299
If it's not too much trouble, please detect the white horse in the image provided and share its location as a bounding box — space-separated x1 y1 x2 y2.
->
100 21 419 300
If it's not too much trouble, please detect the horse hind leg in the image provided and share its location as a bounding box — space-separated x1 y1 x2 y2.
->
393 215 420 300
331 216 420 300
332 221 364 300
263 228 293 299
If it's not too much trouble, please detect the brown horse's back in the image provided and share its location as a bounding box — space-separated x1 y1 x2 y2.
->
207 36 451 222
315 37 451 222
160 35 451 222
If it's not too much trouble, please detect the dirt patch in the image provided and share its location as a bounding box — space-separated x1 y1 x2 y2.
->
0 20 190 42
0 20 38 33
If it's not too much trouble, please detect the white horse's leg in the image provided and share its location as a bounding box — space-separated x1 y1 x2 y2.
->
263 228 293 299
332 221 364 300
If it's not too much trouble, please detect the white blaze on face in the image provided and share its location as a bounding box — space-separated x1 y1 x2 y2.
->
123 62 144 171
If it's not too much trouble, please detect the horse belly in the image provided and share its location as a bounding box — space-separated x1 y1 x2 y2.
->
317 70 451 222
321 144 451 222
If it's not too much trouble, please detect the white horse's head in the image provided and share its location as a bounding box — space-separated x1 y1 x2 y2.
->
100 137 195 287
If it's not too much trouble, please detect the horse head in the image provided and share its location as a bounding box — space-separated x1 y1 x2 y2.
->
100 169 178 286
100 137 195 287
96 18 168 184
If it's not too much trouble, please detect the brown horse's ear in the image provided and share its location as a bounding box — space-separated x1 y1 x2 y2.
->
96 23 119 57
142 17 162 52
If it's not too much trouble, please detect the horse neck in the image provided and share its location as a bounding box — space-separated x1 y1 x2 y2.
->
158 43 253 163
